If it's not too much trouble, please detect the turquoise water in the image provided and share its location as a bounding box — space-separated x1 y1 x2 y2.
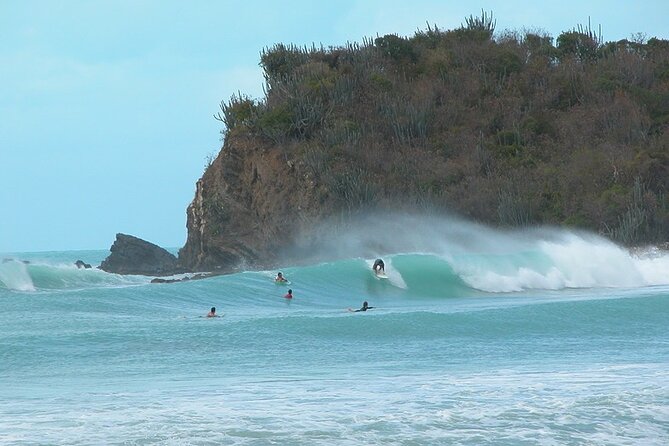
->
2 229 669 445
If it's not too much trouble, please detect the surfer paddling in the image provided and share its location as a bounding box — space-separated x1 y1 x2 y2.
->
348 301 374 312
275 272 288 283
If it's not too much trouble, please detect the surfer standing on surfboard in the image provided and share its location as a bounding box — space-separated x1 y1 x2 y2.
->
373 259 385 275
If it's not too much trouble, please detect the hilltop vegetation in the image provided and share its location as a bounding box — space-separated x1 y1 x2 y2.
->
180 13 669 271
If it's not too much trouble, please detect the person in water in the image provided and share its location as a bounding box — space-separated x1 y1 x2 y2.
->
206 307 217 317
372 259 385 275
275 272 287 282
284 289 293 299
354 301 374 312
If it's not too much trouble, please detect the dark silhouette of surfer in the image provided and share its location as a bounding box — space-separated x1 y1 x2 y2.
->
349 301 374 312
372 259 385 275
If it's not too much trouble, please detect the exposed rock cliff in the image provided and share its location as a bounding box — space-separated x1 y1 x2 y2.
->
178 137 329 272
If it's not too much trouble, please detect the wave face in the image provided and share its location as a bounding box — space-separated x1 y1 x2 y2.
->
0 253 149 292
283 213 669 294
285 239 669 298
2 221 669 295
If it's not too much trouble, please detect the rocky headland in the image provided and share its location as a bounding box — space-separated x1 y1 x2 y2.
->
103 16 669 276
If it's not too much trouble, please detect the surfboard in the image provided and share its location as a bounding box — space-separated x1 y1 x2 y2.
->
374 272 388 280
275 279 291 285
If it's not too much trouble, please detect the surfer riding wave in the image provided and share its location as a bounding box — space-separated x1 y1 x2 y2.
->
373 259 385 276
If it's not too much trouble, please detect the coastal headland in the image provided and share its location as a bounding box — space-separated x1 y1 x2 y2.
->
103 14 669 276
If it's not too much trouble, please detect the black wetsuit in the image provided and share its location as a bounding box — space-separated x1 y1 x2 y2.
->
354 305 374 312
373 259 384 272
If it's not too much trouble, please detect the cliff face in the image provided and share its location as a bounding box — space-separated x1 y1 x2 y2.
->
178 137 328 272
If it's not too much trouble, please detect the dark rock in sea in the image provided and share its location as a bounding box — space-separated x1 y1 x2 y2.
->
150 273 213 284
150 277 180 284
75 260 92 269
100 233 182 276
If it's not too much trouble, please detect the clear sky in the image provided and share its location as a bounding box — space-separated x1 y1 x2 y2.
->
2 1 668 253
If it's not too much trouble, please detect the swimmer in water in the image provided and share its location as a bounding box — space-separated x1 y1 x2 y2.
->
352 301 374 312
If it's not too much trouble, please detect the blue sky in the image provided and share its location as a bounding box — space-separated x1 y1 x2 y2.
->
2 1 668 253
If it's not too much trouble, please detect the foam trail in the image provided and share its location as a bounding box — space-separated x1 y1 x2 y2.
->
541 234 645 288
384 257 407 289
0 260 36 292
631 250 669 286
365 257 407 289
450 233 669 292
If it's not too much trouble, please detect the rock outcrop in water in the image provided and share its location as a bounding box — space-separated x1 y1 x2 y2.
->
100 233 181 276
75 260 92 269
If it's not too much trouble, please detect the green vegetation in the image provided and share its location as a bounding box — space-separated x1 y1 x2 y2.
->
215 12 669 245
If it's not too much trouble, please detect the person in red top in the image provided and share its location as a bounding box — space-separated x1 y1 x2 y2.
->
284 289 293 299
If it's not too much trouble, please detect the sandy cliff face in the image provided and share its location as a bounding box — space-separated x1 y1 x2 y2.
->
178 136 327 272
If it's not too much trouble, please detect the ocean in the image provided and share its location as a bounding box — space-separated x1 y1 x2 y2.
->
2 221 669 445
